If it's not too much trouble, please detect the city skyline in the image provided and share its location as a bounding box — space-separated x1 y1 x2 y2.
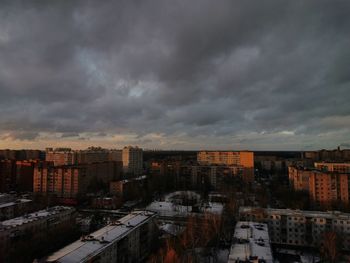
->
1 1 350 150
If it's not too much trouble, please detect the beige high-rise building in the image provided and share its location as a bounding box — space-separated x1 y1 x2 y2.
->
122 146 143 176
197 151 254 182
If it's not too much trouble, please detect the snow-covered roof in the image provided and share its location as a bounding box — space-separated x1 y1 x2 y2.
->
240 206 350 220
228 221 273 263
0 199 32 209
45 211 156 263
0 206 74 230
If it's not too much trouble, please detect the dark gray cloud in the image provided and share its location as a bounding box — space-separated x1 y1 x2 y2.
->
0 0 349 150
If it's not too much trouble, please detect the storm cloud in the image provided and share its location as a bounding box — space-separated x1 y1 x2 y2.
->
0 0 349 150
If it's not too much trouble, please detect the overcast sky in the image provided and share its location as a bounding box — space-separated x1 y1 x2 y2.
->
0 0 349 150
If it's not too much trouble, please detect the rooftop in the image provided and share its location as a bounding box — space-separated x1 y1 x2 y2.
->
240 207 350 220
0 206 74 230
45 210 156 263
228 221 273 263
0 199 32 209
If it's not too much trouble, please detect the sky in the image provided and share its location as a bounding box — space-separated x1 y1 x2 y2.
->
0 0 350 151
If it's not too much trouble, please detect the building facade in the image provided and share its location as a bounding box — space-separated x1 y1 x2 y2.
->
0 198 33 221
34 161 122 199
122 146 143 176
197 151 254 182
239 207 350 250
289 166 350 205
0 206 76 259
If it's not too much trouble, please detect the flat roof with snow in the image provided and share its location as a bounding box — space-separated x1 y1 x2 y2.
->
228 221 273 263
45 210 156 263
0 206 74 230
0 199 32 209
240 206 350 220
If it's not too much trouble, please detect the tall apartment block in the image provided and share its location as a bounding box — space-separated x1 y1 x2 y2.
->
45 211 157 263
239 207 350 250
122 146 143 177
197 151 254 182
45 147 123 166
45 148 75 166
34 161 122 199
289 165 350 205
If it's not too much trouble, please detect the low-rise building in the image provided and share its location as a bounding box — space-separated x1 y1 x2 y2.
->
0 206 76 259
0 198 33 220
228 221 273 263
239 207 350 250
45 211 157 263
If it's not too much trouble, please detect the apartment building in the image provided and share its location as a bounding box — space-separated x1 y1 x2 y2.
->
0 198 33 220
0 149 43 161
197 151 254 182
289 166 350 205
191 165 244 190
45 211 157 263
110 175 147 200
45 147 122 166
228 221 273 263
303 148 350 162
46 148 75 166
0 206 76 259
239 207 350 250
122 146 143 176
315 162 350 173
34 161 122 199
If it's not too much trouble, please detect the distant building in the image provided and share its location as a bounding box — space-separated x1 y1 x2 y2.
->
109 149 123 162
15 160 39 192
0 149 43 161
45 148 75 166
122 146 143 176
0 160 39 192
45 211 157 263
110 175 147 200
34 161 122 199
303 148 350 162
228 221 273 263
239 207 350 250
0 160 16 192
191 165 245 190
0 206 76 259
197 151 254 182
45 147 122 166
